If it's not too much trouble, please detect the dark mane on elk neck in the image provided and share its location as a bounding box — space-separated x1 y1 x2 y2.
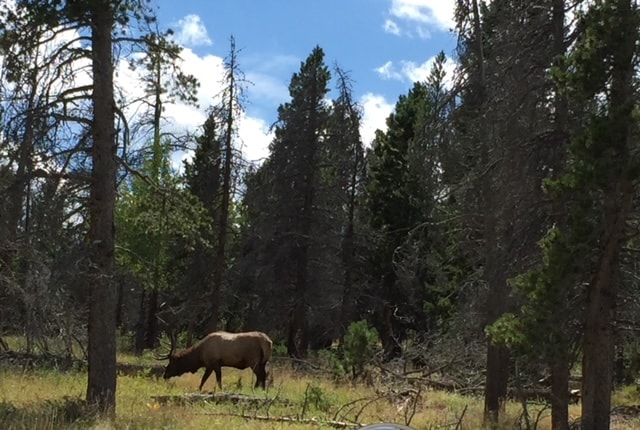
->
171 344 203 373
174 342 201 358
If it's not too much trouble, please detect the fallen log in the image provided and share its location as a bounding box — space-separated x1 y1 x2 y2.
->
151 392 292 406
196 411 364 429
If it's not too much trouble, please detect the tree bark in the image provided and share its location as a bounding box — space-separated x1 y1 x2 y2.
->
287 294 308 359
484 341 509 426
287 201 311 359
464 1 511 423
582 183 632 430
208 39 237 333
550 346 569 430
379 274 401 359
580 1 636 428
86 0 117 414
339 224 355 343
550 2 569 428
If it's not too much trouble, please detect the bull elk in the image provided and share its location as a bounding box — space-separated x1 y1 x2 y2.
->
158 331 272 391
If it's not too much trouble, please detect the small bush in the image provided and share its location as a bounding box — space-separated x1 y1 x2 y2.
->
317 348 347 381
117 331 136 353
272 342 288 357
305 383 331 413
343 320 379 380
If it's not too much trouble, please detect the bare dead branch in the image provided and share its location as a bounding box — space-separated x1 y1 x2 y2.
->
195 411 364 429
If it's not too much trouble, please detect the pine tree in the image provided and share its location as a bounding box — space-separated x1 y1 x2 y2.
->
273 46 330 357
181 114 221 334
561 1 638 427
453 0 564 425
238 46 331 357
363 82 429 358
209 36 245 332
326 67 366 341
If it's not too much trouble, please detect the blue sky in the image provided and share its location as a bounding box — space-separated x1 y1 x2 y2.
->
147 0 458 163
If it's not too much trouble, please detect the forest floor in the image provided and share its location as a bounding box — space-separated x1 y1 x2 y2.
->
0 349 639 429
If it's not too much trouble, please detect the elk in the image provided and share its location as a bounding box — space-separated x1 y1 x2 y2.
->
158 331 272 391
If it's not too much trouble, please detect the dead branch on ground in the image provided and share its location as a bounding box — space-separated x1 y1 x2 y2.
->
151 392 292 406
195 411 365 428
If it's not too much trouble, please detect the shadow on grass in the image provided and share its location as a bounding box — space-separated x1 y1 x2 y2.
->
0 397 95 429
0 397 183 430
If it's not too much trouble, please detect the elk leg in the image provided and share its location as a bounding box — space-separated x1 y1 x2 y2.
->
253 364 266 389
199 367 213 391
214 364 222 389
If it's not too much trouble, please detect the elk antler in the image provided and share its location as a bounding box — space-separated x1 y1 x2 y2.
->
154 330 177 360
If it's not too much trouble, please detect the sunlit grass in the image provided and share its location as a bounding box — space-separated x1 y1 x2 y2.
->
1 353 639 429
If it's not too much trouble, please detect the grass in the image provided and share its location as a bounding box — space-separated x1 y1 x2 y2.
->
0 350 639 429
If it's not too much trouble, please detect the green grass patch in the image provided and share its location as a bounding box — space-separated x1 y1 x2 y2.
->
1 353 639 429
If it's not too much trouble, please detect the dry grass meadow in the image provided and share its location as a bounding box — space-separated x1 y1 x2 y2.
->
1 347 640 429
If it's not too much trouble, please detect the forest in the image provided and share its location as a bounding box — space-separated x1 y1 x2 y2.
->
0 1 639 429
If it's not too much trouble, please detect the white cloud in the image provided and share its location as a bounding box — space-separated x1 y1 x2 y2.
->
237 114 274 163
403 56 456 85
175 48 225 104
375 54 456 86
375 60 403 81
359 93 393 146
403 60 432 82
172 14 212 47
383 19 401 36
384 0 455 38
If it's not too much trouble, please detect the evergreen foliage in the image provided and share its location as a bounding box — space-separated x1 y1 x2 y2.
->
2 2 640 426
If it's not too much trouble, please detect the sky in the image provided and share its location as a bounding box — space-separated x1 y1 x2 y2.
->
147 0 458 165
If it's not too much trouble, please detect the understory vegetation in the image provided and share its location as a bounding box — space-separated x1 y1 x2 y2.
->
0 352 576 430
2 0 640 428
2 334 640 430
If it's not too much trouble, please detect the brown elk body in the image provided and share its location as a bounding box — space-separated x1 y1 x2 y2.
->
162 331 272 391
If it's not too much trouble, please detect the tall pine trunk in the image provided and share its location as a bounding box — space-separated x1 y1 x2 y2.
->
550 346 569 430
208 41 237 333
549 1 570 428
581 1 636 428
475 0 509 417
86 0 117 413
287 182 313 358
581 202 627 430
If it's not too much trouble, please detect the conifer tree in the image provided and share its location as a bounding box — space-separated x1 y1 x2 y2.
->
364 82 429 358
453 0 564 425
272 46 330 357
239 46 330 357
326 67 366 340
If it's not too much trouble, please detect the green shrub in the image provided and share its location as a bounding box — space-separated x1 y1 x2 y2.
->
305 383 331 413
117 331 136 353
272 342 288 357
343 320 379 380
317 348 347 381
